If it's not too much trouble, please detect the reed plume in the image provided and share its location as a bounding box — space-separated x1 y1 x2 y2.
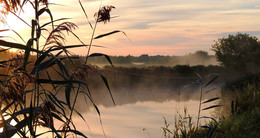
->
0 0 28 24
45 22 77 47
94 5 115 24
35 101 56 128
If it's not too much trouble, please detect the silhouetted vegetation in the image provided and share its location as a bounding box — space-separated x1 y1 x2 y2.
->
1 0 260 137
0 0 118 137
212 33 260 73
87 50 218 67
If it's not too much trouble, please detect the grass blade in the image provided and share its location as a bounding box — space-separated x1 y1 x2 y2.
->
37 7 54 29
41 18 70 28
0 39 41 53
202 105 223 110
0 29 26 43
79 0 93 30
94 30 121 39
204 88 217 95
89 53 113 67
65 82 73 108
100 74 116 106
199 116 217 123
202 97 220 104
36 130 88 138
31 51 63 75
204 74 218 88
80 91 100 115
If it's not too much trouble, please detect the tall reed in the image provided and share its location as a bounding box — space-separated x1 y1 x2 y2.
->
0 0 120 137
162 73 221 138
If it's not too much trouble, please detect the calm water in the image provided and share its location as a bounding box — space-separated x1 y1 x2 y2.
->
11 78 220 138
57 85 219 138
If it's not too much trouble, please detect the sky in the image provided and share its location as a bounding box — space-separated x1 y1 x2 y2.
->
1 0 260 56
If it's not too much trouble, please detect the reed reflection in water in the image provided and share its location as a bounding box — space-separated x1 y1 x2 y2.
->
62 84 219 138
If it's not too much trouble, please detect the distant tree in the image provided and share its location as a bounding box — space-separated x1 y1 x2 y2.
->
212 33 260 72
138 54 149 62
194 50 208 57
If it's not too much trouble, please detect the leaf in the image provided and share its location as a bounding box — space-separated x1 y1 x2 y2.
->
48 44 104 52
51 112 65 123
2 102 14 113
209 124 218 137
56 58 70 77
15 118 29 130
202 97 220 104
89 53 113 67
0 40 26 49
79 0 93 30
37 7 54 29
74 109 86 122
31 51 63 75
94 30 121 39
36 130 88 138
41 18 70 28
47 94 65 113
0 47 10 52
65 82 73 108
48 92 65 109
59 56 80 61
204 74 218 88
23 38 34 69
10 11 31 27
46 70 57 91
162 127 173 135
201 125 210 129
100 74 116 106
0 29 25 43
34 47 56 66
14 107 37 115
199 116 217 123
80 91 100 115
50 126 62 138
37 7 47 17
29 101 35 136
0 39 41 53
0 29 9 32
202 105 223 110
36 79 84 84
204 88 217 95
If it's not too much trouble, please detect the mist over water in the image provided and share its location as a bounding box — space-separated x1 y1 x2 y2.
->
66 76 220 138
87 51 219 67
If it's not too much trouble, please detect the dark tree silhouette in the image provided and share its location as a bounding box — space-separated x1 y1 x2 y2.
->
212 33 260 72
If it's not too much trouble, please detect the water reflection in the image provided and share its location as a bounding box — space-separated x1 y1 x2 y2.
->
66 82 220 138
23 76 220 138
74 83 219 114
72 100 212 138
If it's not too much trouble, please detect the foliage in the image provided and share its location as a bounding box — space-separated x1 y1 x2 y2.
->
162 73 221 138
212 33 260 72
216 79 260 137
222 73 260 93
216 107 260 138
0 0 118 137
162 108 198 138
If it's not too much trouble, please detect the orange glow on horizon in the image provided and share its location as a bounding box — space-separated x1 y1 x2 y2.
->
1 0 260 56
